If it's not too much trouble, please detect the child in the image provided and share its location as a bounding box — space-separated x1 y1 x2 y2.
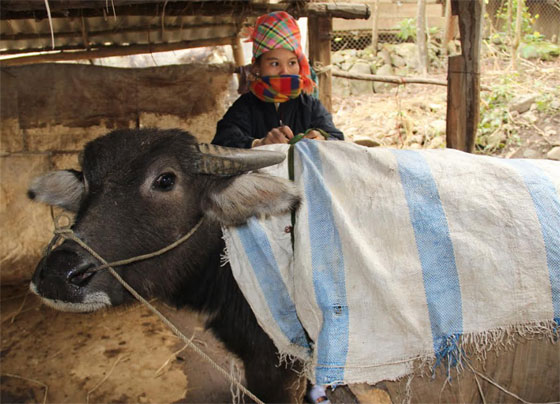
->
211 11 343 148
212 11 336 403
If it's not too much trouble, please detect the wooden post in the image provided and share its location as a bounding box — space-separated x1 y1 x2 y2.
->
231 36 245 67
446 55 468 150
416 0 428 75
446 0 482 153
308 15 333 112
512 0 524 70
441 0 456 55
371 0 380 56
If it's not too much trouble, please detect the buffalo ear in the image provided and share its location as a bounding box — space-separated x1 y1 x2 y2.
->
28 170 84 212
202 173 300 226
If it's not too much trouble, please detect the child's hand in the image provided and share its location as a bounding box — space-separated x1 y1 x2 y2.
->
260 125 294 145
304 130 326 141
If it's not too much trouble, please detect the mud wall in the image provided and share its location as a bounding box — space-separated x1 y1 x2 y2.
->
0 62 235 283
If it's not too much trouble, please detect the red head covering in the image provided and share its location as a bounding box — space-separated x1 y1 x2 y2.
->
244 11 314 94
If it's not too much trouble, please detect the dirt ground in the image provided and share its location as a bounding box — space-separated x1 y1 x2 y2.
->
1 284 239 404
1 57 559 404
1 284 365 403
2 281 559 404
332 57 560 159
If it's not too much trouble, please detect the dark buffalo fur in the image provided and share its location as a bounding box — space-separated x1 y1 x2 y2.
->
30 128 304 403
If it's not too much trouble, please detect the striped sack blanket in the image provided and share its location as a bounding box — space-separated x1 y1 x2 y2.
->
223 140 560 386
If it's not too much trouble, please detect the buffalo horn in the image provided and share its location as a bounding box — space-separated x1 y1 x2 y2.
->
191 144 286 176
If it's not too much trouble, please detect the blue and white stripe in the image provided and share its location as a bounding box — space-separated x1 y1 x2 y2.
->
392 150 463 358
507 160 560 321
298 141 349 384
237 218 311 350
224 141 560 386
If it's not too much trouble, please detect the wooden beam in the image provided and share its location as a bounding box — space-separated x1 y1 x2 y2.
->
0 36 236 66
446 0 482 153
0 22 237 42
308 15 333 112
304 3 370 20
1 2 370 20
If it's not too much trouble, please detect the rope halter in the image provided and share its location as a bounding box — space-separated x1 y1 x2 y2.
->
40 215 265 404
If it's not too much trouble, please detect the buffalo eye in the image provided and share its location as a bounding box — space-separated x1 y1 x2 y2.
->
153 172 176 192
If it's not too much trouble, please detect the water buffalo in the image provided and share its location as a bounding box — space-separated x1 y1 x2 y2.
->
28 128 304 403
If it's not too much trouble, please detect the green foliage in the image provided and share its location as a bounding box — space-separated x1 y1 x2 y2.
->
535 92 560 114
487 2 558 62
496 0 536 36
477 76 517 152
396 18 440 42
477 72 560 153
397 18 416 42
519 40 560 60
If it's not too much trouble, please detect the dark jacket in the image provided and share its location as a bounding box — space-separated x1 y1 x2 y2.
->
211 92 344 148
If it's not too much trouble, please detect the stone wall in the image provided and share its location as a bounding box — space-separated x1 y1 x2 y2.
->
332 43 427 96
0 63 235 283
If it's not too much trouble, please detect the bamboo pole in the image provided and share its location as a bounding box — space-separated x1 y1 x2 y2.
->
332 68 490 90
333 69 446 86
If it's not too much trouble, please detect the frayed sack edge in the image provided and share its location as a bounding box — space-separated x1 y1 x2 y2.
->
291 319 559 390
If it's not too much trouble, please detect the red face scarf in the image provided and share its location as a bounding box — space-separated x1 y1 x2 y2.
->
249 74 303 103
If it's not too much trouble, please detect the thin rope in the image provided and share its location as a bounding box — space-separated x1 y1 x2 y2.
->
1 373 48 404
473 372 487 404
55 218 205 273
464 357 536 404
312 61 332 75
52 221 264 404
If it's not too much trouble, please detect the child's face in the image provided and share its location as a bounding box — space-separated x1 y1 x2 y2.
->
254 48 300 77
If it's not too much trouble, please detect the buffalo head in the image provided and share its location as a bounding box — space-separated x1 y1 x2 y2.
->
28 128 299 312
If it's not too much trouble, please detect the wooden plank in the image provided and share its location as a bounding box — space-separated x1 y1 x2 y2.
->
0 22 238 42
308 15 333 112
382 338 560 402
0 36 236 66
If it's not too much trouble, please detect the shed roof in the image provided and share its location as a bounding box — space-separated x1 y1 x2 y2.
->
0 0 370 61
1 1 253 56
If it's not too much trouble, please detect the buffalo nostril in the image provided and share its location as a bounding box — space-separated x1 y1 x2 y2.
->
68 264 95 286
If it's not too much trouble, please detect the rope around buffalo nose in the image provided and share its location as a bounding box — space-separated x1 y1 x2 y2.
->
51 218 265 404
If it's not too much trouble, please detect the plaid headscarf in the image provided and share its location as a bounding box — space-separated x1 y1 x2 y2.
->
245 11 314 94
